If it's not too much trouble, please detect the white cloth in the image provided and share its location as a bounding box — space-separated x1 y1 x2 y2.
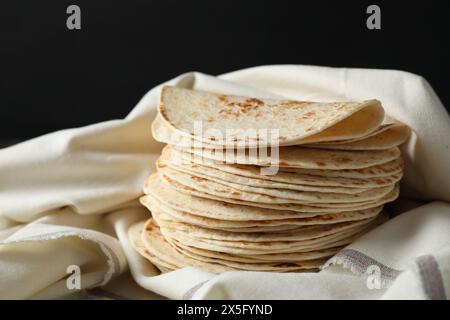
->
1 65 450 299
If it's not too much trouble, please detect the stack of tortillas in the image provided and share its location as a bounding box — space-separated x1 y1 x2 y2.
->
129 86 411 273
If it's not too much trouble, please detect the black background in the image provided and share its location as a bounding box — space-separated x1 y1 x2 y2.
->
1 0 449 144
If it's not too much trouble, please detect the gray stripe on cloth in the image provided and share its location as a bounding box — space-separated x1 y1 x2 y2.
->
324 248 402 287
416 255 447 300
182 280 209 300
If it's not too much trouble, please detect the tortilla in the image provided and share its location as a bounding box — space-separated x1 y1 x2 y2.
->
305 122 411 150
158 159 385 196
279 158 404 179
170 238 343 263
163 145 403 187
180 145 401 170
158 86 385 148
157 166 394 204
148 173 399 214
128 222 177 272
166 237 326 270
141 219 323 273
160 220 375 255
140 193 382 229
153 210 375 242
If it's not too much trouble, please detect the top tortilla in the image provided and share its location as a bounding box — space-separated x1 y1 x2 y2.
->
158 86 385 148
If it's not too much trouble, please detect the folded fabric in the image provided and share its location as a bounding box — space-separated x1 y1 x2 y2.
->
0 65 449 299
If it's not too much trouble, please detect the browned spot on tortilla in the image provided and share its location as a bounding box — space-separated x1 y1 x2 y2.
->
305 126 314 132
231 191 241 196
166 175 197 191
218 98 264 117
301 111 316 119
315 161 326 167
225 98 263 108
190 176 206 182
245 98 264 106
159 106 169 121
336 157 352 164
219 109 240 117
279 100 308 109
221 202 236 208
157 162 167 168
